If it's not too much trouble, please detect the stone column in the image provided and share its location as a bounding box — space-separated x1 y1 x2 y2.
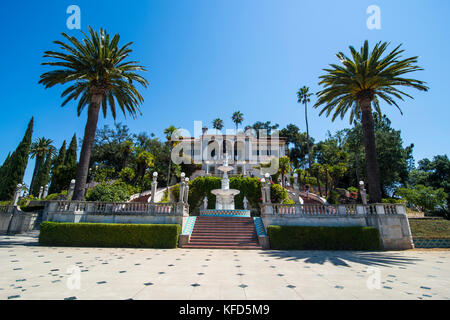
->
261 178 266 203
43 184 49 199
293 173 300 204
150 172 158 203
67 179 76 200
13 184 22 206
38 186 44 199
179 173 185 203
264 174 271 203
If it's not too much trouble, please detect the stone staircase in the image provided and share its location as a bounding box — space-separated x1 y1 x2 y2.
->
182 216 262 249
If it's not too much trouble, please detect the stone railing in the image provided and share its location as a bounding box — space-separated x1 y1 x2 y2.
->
49 201 180 215
264 203 403 216
260 202 413 250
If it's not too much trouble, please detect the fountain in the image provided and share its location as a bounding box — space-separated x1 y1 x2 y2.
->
200 154 250 217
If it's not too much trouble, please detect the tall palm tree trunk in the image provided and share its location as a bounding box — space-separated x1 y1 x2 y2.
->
360 99 382 203
72 98 102 200
304 101 312 175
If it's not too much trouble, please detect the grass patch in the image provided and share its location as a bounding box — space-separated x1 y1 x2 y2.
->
409 219 450 239
39 222 181 248
267 225 381 250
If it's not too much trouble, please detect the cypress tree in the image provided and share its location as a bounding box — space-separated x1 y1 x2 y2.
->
48 141 66 194
0 118 34 200
65 134 77 167
48 135 77 194
53 140 67 169
33 152 52 196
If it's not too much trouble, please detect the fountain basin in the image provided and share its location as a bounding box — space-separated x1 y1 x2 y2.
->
211 188 240 210
200 209 251 217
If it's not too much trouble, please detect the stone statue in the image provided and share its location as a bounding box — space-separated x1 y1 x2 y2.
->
43 184 49 199
68 179 76 200
38 186 44 199
359 181 368 205
150 172 158 203
13 184 22 206
203 196 208 210
243 196 249 210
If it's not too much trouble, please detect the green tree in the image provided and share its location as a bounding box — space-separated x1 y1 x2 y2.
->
163 126 181 189
135 151 155 183
64 134 77 168
314 40 428 203
212 118 224 131
29 137 54 194
280 124 313 169
0 118 33 200
232 111 244 131
120 140 134 170
297 86 314 174
278 156 291 188
33 152 53 196
396 185 447 213
339 115 414 196
39 27 148 200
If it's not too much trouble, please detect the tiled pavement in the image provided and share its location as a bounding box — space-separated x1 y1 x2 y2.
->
0 233 449 300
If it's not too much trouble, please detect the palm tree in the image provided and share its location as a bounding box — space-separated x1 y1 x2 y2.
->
212 118 224 131
39 27 148 200
297 86 313 175
231 111 244 131
29 137 55 193
164 125 181 190
278 156 291 188
314 40 428 203
120 140 134 170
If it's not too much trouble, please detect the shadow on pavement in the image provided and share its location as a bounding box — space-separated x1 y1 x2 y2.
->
259 250 422 267
0 234 40 247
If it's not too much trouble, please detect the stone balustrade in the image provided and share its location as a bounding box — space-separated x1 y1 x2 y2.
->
266 203 402 216
260 202 413 250
49 200 179 215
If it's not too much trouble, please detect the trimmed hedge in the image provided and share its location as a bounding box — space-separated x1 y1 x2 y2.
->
39 222 181 248
267 225 381 250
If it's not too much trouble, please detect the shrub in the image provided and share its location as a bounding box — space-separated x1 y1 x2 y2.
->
396 185 448 212
327 190 340 204
39 222 181 248
119 167 135 184
86 181 137 202
267 225 381 250
382 198 405 204
347 187 358 193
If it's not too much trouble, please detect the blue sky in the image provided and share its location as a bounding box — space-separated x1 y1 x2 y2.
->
0 0 449 185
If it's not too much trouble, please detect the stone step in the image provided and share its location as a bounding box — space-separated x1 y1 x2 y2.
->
182 245 262 250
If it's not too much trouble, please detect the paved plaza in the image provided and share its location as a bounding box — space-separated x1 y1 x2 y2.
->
0 232 449 300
